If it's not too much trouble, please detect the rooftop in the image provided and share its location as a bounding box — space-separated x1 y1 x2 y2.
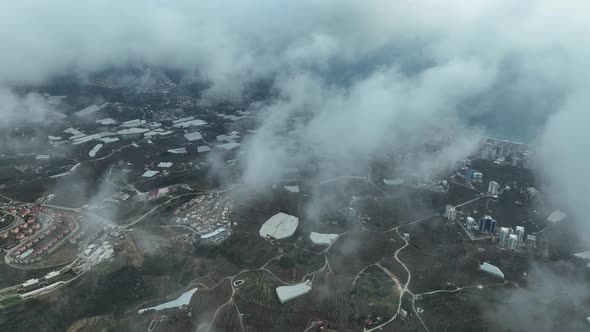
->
217 142 241 151
117 128 150 135
22 279 39 287
121 119 147 127
201 227 226 239
99 137 120 144
276 281 312 304
547 210 567 223
75 104 102 117
168 148 188 154
96 118 117 125
157 162 173 168
184 131 203 141
383 178 405 185
480 262 504 279
173 119 206 128
284 185 300 193
145 129 173 137
142 170 160 178
259 212 299 240
310 232 338 245
88 144 104 157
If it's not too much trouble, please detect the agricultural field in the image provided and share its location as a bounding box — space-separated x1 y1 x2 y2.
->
327 231 400 276
351 265 400 318
266 249 325 283
351 195 435 232
0 294 22 308
305 270 357 331
189 278 232 325
208 303 243 332
233 270 286 331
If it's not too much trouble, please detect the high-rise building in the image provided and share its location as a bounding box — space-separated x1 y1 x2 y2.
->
479 216 497 234
537 237 549 257
507 234 518 250
499 227 513 247
481 148 497 161
525 234 537 250
496 145 504 158
444 205 457 221
466 217 476 231
515 226 525 244
488 181 500 195
472 172 483 182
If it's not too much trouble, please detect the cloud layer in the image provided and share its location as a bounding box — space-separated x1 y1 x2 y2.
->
1 0 588 222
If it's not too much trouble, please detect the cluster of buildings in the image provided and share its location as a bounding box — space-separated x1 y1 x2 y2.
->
0 215 41 244
142 161 178 178
82 241 115 265
449 210 498 236
0 206 43 251
173 193 233 242
349 205 372 225
444 205 458 222
89 79 124 89
456 160 484 182
7 209 79 264
430 179 450 193
479 138 533 168
18 269 71 294
498 226 537 251
447 204 544 253
50 112 210 159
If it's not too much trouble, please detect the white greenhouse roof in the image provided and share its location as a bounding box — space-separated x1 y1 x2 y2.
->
217 142 240 151
168 148 188 154
310 232 338 245
547 210 566 223
117 128 149 135
121 119 146 127
383 178 405 185
172 119 206 128
480 262 504 279
259 212 299 240
284 185 300 193
75 104 102 117
157 162 173 168
184 131 203 141
201 227 226 239
96 118 117 125
88 144 103 157
142 170 160 178
276 281 312 304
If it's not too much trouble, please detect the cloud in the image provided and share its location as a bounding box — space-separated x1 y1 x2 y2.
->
0 0 584 227
483 262 590 332
536 91 590 235
0 88 54 126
